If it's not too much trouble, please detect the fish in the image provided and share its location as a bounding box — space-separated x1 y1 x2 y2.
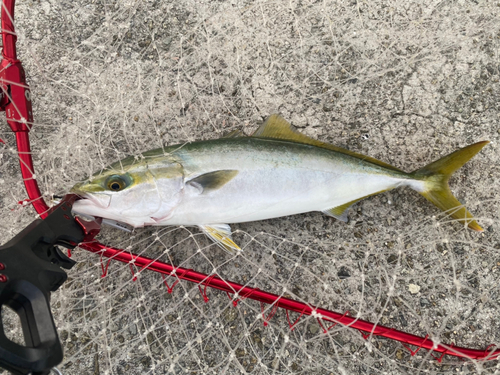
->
71 114 489 252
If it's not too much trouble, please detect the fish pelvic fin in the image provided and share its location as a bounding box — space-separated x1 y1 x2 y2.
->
199 224 242 253
411 141 489 232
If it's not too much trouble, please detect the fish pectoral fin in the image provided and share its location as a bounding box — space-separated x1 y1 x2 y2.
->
322 198 364 223
199 224 241 253
186 170 239 194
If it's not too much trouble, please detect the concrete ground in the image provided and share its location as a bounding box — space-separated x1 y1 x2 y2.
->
1 0 499 374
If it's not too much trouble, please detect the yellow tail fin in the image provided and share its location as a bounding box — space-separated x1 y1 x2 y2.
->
411 141 489 232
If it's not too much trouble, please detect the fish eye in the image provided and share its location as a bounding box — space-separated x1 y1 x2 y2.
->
106 176 127 192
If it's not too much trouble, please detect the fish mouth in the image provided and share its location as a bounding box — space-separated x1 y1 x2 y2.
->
72 190 111 209
72 195 112 222
71 182 111 208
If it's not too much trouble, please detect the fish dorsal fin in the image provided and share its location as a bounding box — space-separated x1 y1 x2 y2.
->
252 114 313 143
199 224 241 253
253 114 403 173
223 129 246 138
186 170 239 194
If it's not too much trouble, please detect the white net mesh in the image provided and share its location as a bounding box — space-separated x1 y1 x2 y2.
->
1 0 500 374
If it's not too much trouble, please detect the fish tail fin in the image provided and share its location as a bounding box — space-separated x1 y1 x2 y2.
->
410 141 489 232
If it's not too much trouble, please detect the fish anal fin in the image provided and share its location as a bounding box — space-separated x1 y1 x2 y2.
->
254 114 403 173
199 224 241 253
322 199 362 222
187 170 238 194
323 190 392 222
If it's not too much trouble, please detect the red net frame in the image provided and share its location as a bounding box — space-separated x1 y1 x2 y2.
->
1 0 499 363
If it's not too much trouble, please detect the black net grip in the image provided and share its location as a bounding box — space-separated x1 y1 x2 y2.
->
0 196 87 374
0 280 61 375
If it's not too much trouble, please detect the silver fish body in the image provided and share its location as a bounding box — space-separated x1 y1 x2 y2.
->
71 115 487 251
157 137 422 225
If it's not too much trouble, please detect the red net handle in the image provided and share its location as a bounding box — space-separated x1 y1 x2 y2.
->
2 0 498 362
1 0 16 60
80 241 500 361
2 0 48 216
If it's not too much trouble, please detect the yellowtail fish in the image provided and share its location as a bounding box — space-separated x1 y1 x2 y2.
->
71 115 488 252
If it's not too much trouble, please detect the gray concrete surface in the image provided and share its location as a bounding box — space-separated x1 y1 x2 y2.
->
1 0 499 374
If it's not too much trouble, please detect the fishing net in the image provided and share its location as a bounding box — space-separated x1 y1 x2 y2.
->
1 0 500 374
